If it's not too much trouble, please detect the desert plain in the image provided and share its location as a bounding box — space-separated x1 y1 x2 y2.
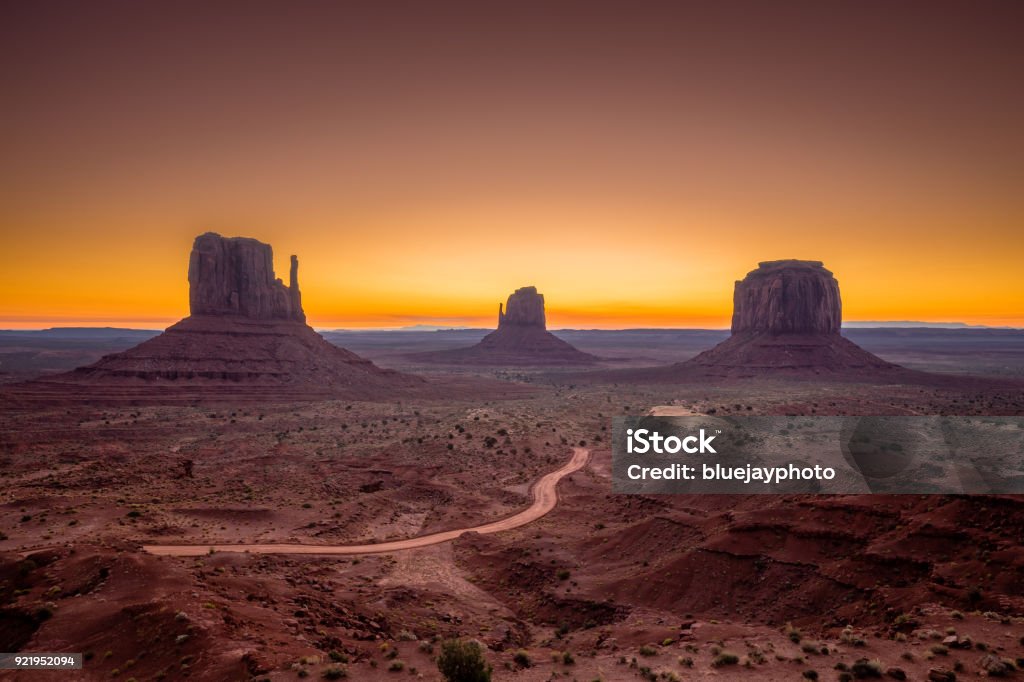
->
2 322 1024 681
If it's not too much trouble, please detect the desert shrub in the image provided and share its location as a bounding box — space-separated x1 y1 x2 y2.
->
711 652 740 667
785 623 802 643
512 650 531 668
561 651 574 665
436 639 492 682
387 660 404 671
802 671 818 680
639 645 657 657
850 658 883 678
930 644 949 656
322 667 347 680
842 626 867 647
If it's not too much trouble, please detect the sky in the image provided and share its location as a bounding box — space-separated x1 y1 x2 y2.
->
1 1 1022 330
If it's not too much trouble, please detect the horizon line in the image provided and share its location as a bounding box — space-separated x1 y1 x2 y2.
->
2 321 1022 333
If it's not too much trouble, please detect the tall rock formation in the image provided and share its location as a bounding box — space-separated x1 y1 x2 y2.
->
414 286 598 366
187 232 305 322
731 260 841 335
64 233 423 397
687 259 897 375
498 286 546 328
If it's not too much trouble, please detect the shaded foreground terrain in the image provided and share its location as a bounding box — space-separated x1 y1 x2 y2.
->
1 334 1024 680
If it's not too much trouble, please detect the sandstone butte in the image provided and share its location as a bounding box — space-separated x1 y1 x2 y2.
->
413 286 598 366
63 232 424 396
687 259 898 374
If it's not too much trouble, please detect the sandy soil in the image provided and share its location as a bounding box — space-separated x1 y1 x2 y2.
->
2 349 1023 680
142 447 589 556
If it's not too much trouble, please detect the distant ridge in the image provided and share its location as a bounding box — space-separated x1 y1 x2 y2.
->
843 321 1014 329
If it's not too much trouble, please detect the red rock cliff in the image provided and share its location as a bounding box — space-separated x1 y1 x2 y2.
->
498 286 546 329
187 232 305 322
731 260 841 336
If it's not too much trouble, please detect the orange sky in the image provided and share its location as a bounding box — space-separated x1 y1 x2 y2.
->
1 1 1022 330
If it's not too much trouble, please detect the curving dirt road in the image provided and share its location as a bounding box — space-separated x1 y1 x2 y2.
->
143 447 589 557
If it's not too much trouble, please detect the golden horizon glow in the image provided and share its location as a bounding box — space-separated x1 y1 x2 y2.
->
1 203 1022 330
2 3 1022 329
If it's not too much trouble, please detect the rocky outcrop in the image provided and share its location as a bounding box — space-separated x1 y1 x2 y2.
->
61 233 424 397
498 286 546 328
413 286 598 366
731 260 841 335
686 260 897 375
188 233 305 322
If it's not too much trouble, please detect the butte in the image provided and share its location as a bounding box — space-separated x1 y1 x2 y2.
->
413 286 598 366
686 259 899 376
590 259 907 383
30 232 425 400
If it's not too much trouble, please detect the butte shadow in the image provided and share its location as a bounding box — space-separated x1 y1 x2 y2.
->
572 259 1022 388
408 286 599 367
1 234 532 405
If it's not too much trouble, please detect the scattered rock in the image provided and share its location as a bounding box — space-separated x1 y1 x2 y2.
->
943 634 972 649
978 653 1013 677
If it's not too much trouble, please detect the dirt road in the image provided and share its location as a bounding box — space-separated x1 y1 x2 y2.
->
143 447 590 557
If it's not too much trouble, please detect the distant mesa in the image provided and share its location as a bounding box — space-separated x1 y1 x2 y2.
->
687 259 898 375
63 232 423 396
412 286 598 366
